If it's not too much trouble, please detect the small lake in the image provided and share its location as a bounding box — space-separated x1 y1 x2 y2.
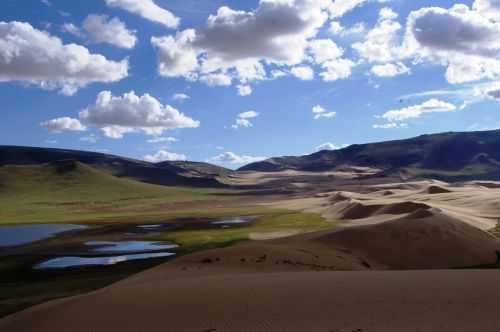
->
86 240 178 253
0 224 87 247
1 216 255 269
35 252 176 269
212 216 254 225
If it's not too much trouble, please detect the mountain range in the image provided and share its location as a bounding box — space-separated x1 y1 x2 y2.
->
3 129 500 186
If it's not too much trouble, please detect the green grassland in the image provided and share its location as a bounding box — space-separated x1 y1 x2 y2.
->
153 212 335 250
0 162 230 224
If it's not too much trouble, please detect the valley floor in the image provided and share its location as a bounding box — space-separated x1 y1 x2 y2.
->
3 173 500 331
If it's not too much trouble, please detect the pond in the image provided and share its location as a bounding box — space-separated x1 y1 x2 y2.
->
1 216 255 269
0 224 87 247
86 240 178 254
35 252 176 269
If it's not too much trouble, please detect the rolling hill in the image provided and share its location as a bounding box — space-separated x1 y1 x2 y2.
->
239 129 500 181
0 146 230 187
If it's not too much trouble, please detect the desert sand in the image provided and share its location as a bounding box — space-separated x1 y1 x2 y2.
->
2 179 500 331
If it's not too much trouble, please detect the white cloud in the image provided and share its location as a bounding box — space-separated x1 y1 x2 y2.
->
41 0 52 6
312 105 336 119
353 7 404 63
144 150 186 162
232 110 259 129
381 99 457 122
308 39 343 64
371 62 410 77
172 93 190 102
61 23 84 37
329 21 366 37
79 91 199 139
319 58 355 81
316 142 348 151
208 151 266 165
151 30 199 78
328 0 368 18
82 15 137 49
474 0 500 20
105 0 179 29
0 21 128 95
147 136 178 143
40 117 86 132
151 1 335 86
373 122 408 129
291 66 314 80
236 84 252 96
199 72 232 86
403 3 500 84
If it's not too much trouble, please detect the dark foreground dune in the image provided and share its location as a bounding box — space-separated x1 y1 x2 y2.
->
2 269 500 332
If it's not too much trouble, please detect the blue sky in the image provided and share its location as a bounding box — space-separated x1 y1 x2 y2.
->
1 0 500 168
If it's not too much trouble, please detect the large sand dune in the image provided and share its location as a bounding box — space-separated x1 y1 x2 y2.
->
2 269 500 332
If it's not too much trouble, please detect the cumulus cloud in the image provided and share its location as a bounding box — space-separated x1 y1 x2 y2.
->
353 7 404 63
232 111 259 129
291 66 314 80
200 72 232 86
320 58 355 81
40 117 86 132
147 136 178 143
105 0 179 29
63 15 137 49
150 0 349 88
0 21 128 95
144 150 186 162
83 15 137 49
316 142 348 151
474 0 500 19
151 30 199 78
328 0 368 18
402 3 500 83
312 105 336 119
172 93 190 102
308 39 343 64
79 91 199 138
372 122 408 129
371 62 410 77
237 84 252 96
381 99 457 122
208 151 266 165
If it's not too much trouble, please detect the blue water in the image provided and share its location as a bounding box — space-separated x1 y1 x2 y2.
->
0 224 87 247
212 216 254 225
86 240 178 253
35 252 175 269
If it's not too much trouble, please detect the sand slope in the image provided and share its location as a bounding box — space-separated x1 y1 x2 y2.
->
2 270 500 332
321 208 500 269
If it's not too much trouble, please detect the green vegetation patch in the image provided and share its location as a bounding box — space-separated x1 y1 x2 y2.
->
0 163 230 224
153 212 336 250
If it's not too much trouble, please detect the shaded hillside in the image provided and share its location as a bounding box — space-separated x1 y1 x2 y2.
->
0 146 230 187
0 160 218 223
240 129 500 181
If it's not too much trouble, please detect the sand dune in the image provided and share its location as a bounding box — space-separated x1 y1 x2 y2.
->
271 180 500 230
3 270 500 332
321 208 500 269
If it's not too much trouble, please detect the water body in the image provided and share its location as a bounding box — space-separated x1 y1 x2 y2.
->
212 216 255 225
0 224 87 247
35 252 175 269
86 240 178 254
